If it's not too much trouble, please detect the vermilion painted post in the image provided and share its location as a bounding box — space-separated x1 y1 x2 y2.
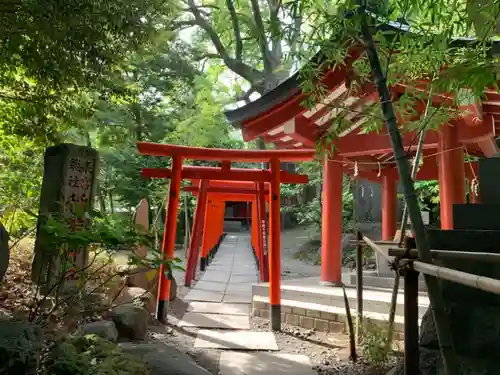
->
200 199 213 271
269 158 281 331
184 180 208 287
381 175 397 240
157 156 183 324
257 182 269 282
251 202 259 262
320 154 343 285
438 124 465 229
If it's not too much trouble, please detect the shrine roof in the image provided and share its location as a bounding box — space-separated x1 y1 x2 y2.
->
223 17 500 167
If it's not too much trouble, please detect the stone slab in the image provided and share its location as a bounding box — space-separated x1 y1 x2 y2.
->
199 273 231 282
223 293 252 304
192 281 227 292
194 330 278 350
184 290 224 302
218 352 316 375
187 302 250 315
177 312 250 329
225 285 253 294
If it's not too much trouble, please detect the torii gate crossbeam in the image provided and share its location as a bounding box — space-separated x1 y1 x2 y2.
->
138 142 315 331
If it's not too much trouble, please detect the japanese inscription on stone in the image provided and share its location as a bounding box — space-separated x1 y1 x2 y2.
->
62 150 96 280
32 144 98 291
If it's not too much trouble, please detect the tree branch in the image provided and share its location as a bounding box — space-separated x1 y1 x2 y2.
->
185 0 265 86
235 86 256 102
225 0 243 61
267 0 283 68
249 0 273 73
288 0 303 61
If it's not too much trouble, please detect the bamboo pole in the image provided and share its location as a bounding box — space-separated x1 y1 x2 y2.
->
413 261 500 295
358 7 459 374
355 230 363 342
387 85 432 348
404 268 420 374
389 248 500 262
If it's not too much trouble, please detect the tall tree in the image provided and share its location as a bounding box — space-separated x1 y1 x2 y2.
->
176 0 310 98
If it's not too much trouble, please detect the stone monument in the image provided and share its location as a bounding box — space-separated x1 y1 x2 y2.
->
132 198 149 258
32 144 98 291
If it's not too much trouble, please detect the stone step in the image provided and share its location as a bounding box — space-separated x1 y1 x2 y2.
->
252 283 429 319
347 273 428 292
252 295 422 334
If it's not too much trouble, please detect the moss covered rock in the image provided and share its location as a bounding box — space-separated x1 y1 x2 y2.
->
0 320 42 375
44 334 150 375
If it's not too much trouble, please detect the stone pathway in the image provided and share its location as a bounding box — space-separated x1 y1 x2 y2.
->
175 233 316 375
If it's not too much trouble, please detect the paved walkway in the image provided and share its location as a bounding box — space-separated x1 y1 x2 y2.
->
174 233 316 375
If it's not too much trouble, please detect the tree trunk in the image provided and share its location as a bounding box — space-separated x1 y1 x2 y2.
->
358 8 460 375
109 192 115 213
99 194 107 213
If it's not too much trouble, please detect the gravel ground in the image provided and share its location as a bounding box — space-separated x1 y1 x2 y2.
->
148 297 396 375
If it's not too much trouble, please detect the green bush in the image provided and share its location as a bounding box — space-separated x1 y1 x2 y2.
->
360 319 396 365
43 334 150 375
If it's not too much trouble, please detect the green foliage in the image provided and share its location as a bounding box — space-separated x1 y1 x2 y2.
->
0 133 43 235
41 211 183 279
360 319 396 365
414 180 440 219
43 334 150 375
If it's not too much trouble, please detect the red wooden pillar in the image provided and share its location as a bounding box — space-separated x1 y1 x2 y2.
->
257 182 269 282
251 202 260 260
381 175 397 240
200 199 213 271
269 158 281 331
218 201 225 239
184 180 208 287
321 155 343 285
438 124 465 229
157 156 183 323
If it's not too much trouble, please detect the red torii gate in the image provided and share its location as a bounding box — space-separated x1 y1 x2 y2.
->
138 142 315 330
183 181 271 282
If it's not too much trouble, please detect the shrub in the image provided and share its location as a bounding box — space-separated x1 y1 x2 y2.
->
43 334 150 375
360 319 396 365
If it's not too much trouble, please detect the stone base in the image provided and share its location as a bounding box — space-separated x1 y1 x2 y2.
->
253 301 345 333
253 300 405 339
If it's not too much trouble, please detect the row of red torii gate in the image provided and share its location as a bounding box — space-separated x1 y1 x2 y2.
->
138 142 316 330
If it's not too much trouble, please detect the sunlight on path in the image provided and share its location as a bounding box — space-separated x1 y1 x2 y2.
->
175 234 316 375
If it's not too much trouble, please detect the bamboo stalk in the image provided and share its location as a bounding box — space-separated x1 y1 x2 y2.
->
358 8 459 374
355 230 363 343
389 248 500 262
387 108 429 347
362 236 391 261
413 261 500 295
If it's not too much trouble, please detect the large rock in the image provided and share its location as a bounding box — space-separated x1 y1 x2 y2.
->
81 320 118 342
115 286 155 313
0 320 43 375
125 266 177 302
110 304 148 341
0 221 9 281
120 342 212 375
